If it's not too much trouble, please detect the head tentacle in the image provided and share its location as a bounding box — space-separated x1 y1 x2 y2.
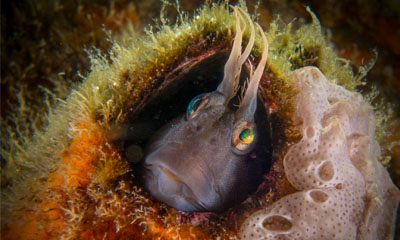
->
216 7 255 103
236 22 269 120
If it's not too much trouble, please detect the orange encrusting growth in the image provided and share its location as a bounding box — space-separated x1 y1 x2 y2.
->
49 122 102 189
3 121 103 240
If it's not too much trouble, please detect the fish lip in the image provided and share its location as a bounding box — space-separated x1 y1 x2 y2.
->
161 165 225 211
160 166 185 184
154 164 215 211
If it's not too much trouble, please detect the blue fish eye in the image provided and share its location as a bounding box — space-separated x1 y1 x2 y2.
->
187 93 208 119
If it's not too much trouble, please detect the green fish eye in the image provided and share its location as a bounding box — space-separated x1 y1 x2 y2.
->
187 93 207 119
232 121 256 152
239 128 254 144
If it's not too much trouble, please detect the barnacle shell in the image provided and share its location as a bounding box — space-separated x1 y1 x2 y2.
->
1 2 399 240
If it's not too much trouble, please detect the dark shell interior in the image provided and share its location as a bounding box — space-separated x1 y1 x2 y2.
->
119 50 275 209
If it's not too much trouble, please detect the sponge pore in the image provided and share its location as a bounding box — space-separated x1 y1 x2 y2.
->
239 66 400 240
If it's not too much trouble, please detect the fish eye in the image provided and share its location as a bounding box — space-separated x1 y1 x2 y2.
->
186 93 209 119
232 121 256 152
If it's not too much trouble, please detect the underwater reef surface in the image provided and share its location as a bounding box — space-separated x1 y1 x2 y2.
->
1 0 399 239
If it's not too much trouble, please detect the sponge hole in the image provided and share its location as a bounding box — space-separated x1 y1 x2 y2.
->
262 215 293 232
309 190 329 203
318 161 335 181
305 126 315 138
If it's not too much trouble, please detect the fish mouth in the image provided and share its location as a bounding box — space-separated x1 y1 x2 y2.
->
160 166 211 211
143 164 209 212
160 167 184 184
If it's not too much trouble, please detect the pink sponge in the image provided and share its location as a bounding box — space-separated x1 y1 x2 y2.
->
240 67 400 240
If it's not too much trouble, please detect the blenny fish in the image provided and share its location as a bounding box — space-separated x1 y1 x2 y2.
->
141 7 269 212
